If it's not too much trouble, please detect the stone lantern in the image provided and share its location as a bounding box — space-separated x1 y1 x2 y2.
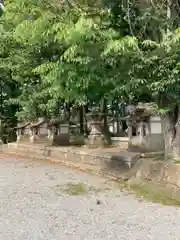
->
86 112 111 148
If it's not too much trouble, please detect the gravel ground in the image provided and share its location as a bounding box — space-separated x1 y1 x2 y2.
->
0 156 180 240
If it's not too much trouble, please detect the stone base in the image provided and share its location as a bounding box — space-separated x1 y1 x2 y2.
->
2 143 141 180
111 137 129 149
3 143 175 189
87 134 111 148
128 159 180 200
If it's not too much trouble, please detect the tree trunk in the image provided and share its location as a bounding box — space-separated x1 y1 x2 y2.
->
161 105 180 160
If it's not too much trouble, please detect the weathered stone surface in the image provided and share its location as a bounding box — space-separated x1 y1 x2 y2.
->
140 151 164 158
129 159 180 188
129 133 164 152
111 137 129 150
3 143 141 179
87 134 110 148
99 152 141 170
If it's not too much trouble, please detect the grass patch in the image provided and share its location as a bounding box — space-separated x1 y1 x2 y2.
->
118 182 180 207
54 182 109 196
62 183 92 196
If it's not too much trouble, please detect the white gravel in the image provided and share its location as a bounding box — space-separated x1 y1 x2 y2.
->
0 157 180 240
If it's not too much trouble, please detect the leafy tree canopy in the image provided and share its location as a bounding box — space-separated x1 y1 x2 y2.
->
1 0 180 158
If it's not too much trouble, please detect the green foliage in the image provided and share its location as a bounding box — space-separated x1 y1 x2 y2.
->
1 0 180 124
0 0 66 120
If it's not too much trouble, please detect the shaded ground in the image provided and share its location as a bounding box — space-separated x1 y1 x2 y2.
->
0 155 180 239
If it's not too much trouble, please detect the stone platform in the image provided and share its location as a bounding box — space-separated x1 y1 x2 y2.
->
1 143 141 180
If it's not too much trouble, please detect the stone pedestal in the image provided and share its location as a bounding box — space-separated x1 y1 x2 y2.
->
86 113 111 148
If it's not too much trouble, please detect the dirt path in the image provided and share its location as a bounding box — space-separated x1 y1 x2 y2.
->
0 155 180 240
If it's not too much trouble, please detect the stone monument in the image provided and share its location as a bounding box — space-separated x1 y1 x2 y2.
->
86 112 111 148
